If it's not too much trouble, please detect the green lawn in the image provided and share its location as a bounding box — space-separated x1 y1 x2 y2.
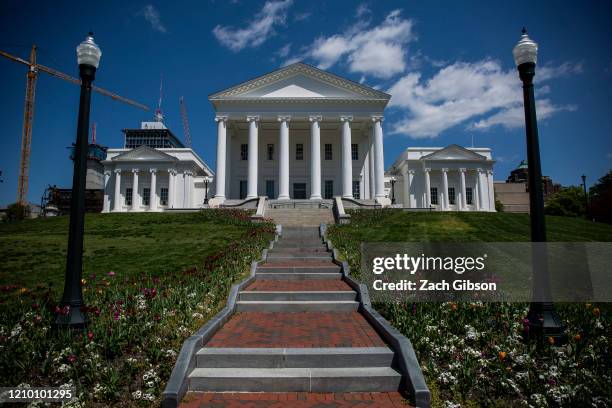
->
328 210 612 407
333 210 612 242
0 212 249 289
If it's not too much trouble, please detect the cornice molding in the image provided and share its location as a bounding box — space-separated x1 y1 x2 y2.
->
209 63 391 101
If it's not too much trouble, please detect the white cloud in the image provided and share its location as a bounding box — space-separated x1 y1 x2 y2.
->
356 3 371 18
276 43 291 58
387 59 580 138
471 99 577 130
288 9 415 79
293 11 311 21
213 0 292 51
139 5 166 33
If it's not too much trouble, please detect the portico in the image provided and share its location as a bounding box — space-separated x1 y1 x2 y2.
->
208 62 390 205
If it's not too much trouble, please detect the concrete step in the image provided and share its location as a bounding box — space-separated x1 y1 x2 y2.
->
196 347 395 368
239 291 356 301
236 300 359 312
188 366 402 392
256 272 342 280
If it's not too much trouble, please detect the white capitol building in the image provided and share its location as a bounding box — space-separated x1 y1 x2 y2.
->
102 63 495 212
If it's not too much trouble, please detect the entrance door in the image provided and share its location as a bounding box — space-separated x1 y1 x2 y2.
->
293 183 306 199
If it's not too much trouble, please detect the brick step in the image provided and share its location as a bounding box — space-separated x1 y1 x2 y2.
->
257 264 341 274
256 272 342 280
267 254 332 260
195 347 394 368
268 247 329 254
188 367 402 392
245 280 353 291
274 240 327 248
236 300 359 312
180 392 410 408
239 291 356 301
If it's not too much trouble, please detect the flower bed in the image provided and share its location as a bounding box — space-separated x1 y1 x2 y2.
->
328 210 611 408
0 209 275 407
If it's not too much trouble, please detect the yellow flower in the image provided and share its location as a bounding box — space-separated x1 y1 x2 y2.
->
81 279 87 285
585 303 592 309
548 336 555 345
593 307 601 317
574 334 581 342
19 287 28 294
498 351 506 361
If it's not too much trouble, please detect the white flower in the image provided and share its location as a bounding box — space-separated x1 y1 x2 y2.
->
142 393 155 401
192 312 204 319
131 390 142 400
58 364 70 373
10 324 22 338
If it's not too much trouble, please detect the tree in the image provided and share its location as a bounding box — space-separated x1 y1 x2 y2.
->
544 186 585 217
589 170 612 223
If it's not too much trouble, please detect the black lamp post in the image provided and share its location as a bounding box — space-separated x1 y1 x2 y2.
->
203 176 211 205
390 176 396 204
53 33 101 329
581 174 589 218
513 28 566 344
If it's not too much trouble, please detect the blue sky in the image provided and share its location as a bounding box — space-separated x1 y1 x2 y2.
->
0 0 611 206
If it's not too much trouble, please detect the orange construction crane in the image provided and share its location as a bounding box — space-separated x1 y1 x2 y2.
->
0 44 150 205
179 96 192 148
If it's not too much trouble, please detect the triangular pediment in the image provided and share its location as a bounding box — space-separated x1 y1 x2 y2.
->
422 145 487 161
112 145 178 162
209 62 390 100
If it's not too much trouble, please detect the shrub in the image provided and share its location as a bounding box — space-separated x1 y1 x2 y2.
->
5 203 30 221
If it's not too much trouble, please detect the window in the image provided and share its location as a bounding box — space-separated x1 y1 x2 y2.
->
448 187 456 205
266 180 275 198
267 144 274 160
160 187 168 206
430 187 438 205
324 144 333 160
324 180 334 199
125 188 133 206
293 183 307 199
240 144 248 161
296 143 304 160
352 180 360 199
351 144 359 161
239 180 247 200
143 188 150 206
466 187 473 205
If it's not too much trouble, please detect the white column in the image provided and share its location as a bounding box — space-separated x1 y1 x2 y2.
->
113 169 121 212
168 169 176 209
408 170 414 208
402 166 410 208
131 169 139 211
424 168 431 207
459 168 467 210
214 116 228 199
278 116 291 200
487 169 495 211
246 115 259 199
372 116 386 200
103 170 111 213
184 170 193 207
441 168 449 211
476 168 484 211
309 115 322 200
368 130 376 199
340 116 353 198
149 169 157 211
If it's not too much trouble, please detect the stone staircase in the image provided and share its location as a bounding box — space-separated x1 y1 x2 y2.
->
264 208 335 227
185 227 403 396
